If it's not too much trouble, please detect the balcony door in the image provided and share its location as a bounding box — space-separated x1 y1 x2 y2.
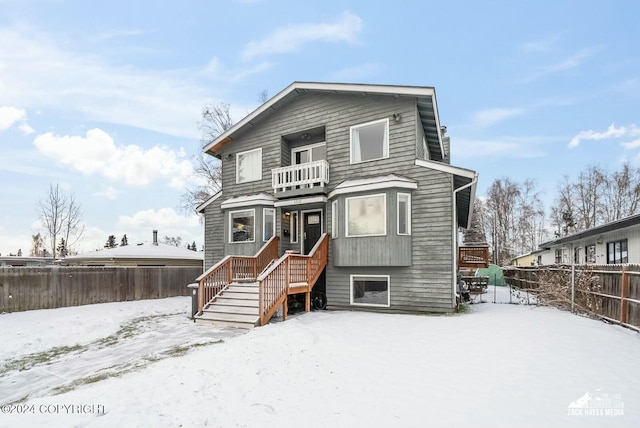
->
292 142 326 166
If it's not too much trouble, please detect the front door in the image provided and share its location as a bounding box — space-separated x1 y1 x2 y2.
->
302 210 322 255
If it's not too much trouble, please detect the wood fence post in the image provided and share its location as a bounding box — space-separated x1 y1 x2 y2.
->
620 265 629 325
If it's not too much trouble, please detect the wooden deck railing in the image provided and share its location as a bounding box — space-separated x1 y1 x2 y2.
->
258 233 329 326
272 160 330 193
196 236 280 313
459 246 490 268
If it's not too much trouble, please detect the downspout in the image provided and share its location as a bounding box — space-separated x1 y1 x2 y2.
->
452 173 479 308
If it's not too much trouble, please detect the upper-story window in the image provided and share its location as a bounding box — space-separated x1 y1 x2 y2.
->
350 118 389 164
236 148 262 183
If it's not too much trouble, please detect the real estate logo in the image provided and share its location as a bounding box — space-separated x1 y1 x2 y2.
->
568 391 624 417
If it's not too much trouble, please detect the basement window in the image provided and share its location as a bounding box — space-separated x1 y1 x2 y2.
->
350 275 390 307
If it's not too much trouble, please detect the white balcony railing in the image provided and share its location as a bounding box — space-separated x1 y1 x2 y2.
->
272 160 330 193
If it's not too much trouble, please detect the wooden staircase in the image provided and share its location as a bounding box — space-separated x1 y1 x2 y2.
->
195 282 260 329
194 234 329 329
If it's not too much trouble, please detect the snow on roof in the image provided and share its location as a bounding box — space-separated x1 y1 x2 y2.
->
65 242 204 261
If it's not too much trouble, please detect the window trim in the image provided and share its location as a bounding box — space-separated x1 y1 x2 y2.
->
350 274 390 308
345 193 387 238
606 239 628 264
349 118 389 164
263 208 276 242
585 243 596 264
235 148 262 184
290 211 299 244
229 208 255 243
331 200 338 239
291 142 326 165
397 193 411 235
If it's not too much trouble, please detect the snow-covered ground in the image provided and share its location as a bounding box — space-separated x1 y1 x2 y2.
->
1 288 639 428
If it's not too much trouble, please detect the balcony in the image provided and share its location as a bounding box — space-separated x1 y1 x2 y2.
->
272 160 330 199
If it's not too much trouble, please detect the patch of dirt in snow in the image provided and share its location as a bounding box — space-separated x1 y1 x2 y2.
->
0 305 240 405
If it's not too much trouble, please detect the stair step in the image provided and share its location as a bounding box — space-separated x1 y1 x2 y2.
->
196 311 259 325
222 291 258 299
215 297 259 307
227 285 259 293
205 305 259 316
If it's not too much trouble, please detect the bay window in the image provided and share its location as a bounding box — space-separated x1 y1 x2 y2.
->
345 194 386 237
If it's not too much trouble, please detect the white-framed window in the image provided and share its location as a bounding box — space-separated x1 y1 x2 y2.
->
292 142 327 164
229 209 255 243
290 211 299 244
345 194 386 237
350 118 389 164
236 148 262 183
263 208 275 241
397 193 411 235
350 274 390 307
331 200 338 239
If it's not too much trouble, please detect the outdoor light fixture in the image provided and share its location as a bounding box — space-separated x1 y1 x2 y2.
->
393 113 402 122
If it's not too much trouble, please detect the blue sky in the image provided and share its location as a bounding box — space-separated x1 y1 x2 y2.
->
1 0 639 255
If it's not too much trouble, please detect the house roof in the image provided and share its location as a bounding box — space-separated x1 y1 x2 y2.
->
328 174 418 198
195 191 222 214
414 159 477 229
64 242 204 261
540 212 640 248
203 81 445 162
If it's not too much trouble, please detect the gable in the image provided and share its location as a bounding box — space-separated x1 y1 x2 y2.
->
204 82 444 161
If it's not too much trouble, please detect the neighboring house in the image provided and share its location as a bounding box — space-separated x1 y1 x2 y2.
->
511 249 547 267
196 82 479 327
64 231 203 267
539 213 640 265
0 256 53 267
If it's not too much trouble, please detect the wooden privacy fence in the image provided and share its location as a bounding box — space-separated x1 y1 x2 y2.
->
0 266 202 313
503 265 640 331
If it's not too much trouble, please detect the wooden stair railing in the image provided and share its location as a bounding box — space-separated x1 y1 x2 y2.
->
458 246 490 269
196 236 280 314
258 233 329 326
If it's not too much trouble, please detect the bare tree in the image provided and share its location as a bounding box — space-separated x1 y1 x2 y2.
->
574 165 605 230
62 192 84 254
181 102 234 214
515 179 546 255
30 233 44 257
36 183 84 259
599 163 640 223
163 235 182 247
37 183 67 259
485 178 521 265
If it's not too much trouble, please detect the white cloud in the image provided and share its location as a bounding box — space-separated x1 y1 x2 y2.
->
117 208 201 244
519 32 566 53
518 47 599 83
569 123 640 148
33 128 195 188
0 26 211 139
0 106 33 133
471 108 525 128
241 11 362 60
92 185 120 200
621 138 640 149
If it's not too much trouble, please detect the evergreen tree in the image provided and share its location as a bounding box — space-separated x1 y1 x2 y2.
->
121 234 129 246
56 238 67 257
104 235 118 249
462 200 488 246
189 241 197 251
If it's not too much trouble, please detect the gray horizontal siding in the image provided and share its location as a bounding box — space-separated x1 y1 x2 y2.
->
207 91 457 312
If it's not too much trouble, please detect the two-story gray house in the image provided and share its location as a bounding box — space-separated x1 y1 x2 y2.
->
194 82 479 328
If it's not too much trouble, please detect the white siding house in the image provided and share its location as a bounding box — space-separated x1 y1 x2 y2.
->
539 213 640 265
